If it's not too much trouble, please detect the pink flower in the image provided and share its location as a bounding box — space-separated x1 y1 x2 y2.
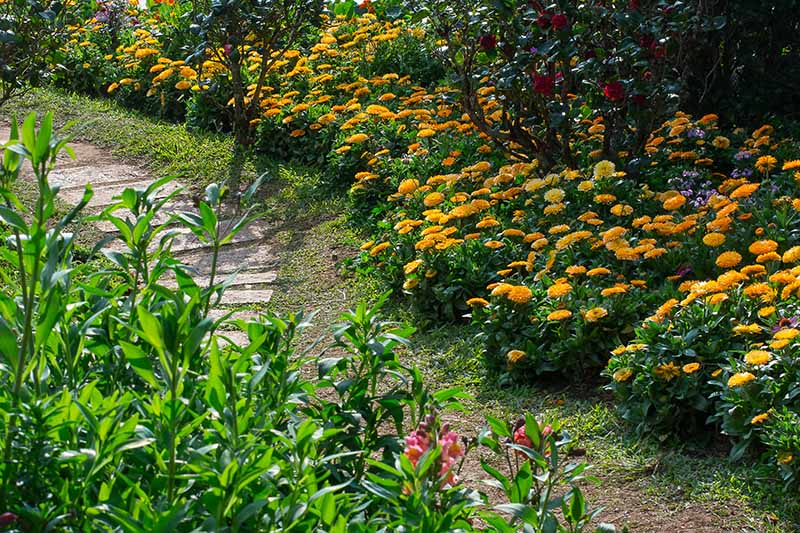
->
437 428 464 484
513 425 533 448
404 429 430 467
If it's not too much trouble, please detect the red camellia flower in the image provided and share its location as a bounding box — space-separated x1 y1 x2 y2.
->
603 81 625 102
533 74 554 97
479 33 497 51
551 13 568 30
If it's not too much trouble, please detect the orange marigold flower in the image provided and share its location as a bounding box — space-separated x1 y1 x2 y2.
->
547 283 572 298
584 307 608 322
751 412 769 425
716 251 742 268
745 350 772 366
755 155 778 173
727 372 756 387
729 183 760 199
507 285 533 304
466 297 489 307
749 239 778 255
703 233 726 247
683 362 701 374
547 309 572 321
663 194 687 210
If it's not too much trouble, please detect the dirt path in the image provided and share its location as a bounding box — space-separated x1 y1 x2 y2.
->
1 126 269 344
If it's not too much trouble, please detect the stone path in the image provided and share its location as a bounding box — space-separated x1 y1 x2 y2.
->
1 127 275 345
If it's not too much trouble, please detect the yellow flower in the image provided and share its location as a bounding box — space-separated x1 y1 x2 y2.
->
758 306 776 318
733 323 762 335
547 283 572 298
423 192 445 207
774 328 799 340
485 240 505 249
403 278 419 290
584 307 608 322
398 179 419 195
663 194 687 210
544 188 565 203
507 349 526 364
369 242 390 256
566 265 587 276
744 350 772 366
547 309 572 321
654 362 681 381
727 372 756 387
702 233 726 247
586 267 611 277
711 368 723 378
507 285 533 304
404 260 423 274
716 251 742 268
778 452 794 464
751 412 769 425
749 239 778 255
466 297 489 307
782 159 800 171
360 240 375 250
613 368 633 382
683 362 701 374
712 136 730 149
593 160 616 179
346 133 369 143
729 183 760 199
755 155 777 173
782 246 800 263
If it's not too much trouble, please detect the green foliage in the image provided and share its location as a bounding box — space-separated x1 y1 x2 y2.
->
0 0 79 106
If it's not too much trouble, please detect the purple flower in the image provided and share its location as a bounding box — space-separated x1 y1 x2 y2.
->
687 128 705 139
676 265 693 278
772 317 799 334
731 168 753 178
734 151 752 160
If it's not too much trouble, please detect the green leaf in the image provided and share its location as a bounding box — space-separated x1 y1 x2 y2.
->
136 305 164 353
120 341 158 388
0 206 28 232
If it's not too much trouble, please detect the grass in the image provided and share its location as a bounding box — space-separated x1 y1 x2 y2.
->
4 89 243 189
4 87 798 532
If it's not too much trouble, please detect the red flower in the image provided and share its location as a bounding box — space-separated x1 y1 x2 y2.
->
533 74 554 97
551 13 568 30
536 14 551 29
479 34 497 51
0 513 18 527
603 81 625 102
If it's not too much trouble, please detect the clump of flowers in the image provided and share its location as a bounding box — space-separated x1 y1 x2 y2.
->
403 414 466 488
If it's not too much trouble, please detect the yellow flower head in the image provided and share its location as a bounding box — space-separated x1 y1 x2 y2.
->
507 285 533 304
584 307 608 322
613 368 633 382
716 251 742 269
727 372 756 387
683 362 701 374
744 350 772 366
547 309 572 321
